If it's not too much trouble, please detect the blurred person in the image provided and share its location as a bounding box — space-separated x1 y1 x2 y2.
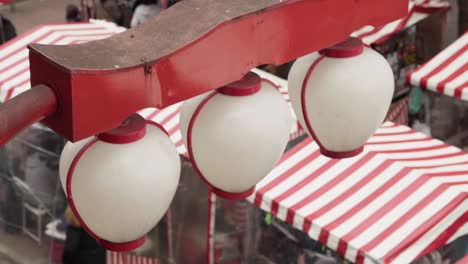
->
444 235 468 263
23 150 56 211
66 5 82 22
0 14 16 44
63 206 106 264
87 0 131 27
1 128 36 234
80 0 94 21
167 0 181 8
96 0 125 25
131 0 161 27
14 127 64 217
460 0 468 34
0 146 22 234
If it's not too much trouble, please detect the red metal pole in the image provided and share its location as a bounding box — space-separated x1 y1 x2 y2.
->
0 85 57 145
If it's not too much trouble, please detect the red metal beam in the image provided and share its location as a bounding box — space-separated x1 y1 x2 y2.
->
23 0 408 142
0 85 56 144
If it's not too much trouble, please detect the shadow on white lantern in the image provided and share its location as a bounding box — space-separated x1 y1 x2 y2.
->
288 37 394 158
59 114 180 251
180 72 292 200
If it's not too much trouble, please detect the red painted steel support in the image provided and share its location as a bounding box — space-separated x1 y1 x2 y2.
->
0 85 56 144
1 0 408 144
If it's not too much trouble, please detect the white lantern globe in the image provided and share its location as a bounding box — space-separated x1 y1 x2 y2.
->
180 72 292 199
59 114 180 251
288 37 394 158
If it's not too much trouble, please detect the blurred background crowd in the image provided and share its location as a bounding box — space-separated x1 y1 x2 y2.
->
65 0 179 28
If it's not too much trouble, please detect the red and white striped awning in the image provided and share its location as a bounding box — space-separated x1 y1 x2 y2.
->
0 20 126 102
249 122 468 264
106 252 159 264
352 0 450 45
407 32 468 100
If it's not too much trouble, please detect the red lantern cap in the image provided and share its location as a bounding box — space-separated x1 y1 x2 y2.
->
218 72 262 96
98 236 147 252
98 114 146 144
212 186 255 200
319 37 364 58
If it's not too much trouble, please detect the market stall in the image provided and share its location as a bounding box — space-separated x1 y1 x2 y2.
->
406 31 468 145
352 0 450 126
407 31 467 100
352 0 450 46
249 122 468 263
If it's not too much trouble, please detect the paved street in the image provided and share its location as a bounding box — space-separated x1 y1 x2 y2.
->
0 227 49 264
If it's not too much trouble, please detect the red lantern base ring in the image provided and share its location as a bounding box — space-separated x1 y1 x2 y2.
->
301 52 365 160
98 235 147 252
320 146 364 159
212 187 255 200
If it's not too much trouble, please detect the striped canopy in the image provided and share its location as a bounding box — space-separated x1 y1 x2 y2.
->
0 20 126 102
249 122 468 263
352 0 450 45
107 252 158 264
407 32 468 100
